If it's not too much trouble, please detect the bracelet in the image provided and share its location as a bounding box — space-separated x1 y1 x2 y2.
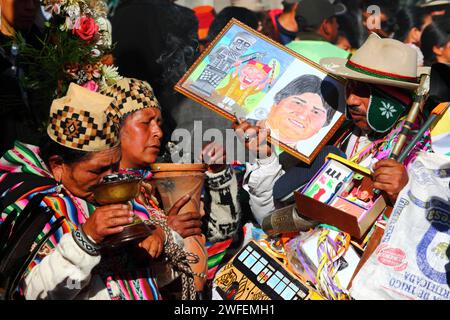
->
143 219 168 246
72 224 101 256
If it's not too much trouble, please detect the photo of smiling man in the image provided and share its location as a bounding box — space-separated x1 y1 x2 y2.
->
251 73 343 157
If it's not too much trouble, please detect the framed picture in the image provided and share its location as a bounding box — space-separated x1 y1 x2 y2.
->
175 19 346 164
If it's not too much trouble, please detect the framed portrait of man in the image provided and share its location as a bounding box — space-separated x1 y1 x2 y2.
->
175 19 346 164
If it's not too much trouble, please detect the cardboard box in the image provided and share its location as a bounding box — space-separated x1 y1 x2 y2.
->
294 154 388 240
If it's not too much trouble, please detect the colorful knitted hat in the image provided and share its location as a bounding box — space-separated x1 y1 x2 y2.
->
47 83 120 152
102 78 160 120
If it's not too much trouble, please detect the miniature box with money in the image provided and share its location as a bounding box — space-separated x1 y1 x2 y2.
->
294 154 388 239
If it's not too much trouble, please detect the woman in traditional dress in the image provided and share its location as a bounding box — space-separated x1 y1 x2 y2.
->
0 83 169 300
102 78 243 298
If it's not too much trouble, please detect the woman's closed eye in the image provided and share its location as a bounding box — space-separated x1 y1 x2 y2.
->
89 161 120 174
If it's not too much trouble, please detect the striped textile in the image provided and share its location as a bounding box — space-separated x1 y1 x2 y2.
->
0 141 161 300
206 238 233 280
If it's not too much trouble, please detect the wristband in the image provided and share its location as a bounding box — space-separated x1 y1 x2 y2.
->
72 224 101 256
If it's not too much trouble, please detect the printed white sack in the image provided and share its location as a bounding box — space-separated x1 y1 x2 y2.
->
350 151 450 300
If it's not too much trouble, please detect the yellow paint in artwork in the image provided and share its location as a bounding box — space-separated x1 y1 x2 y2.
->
431 109 450 137
326 153 372 176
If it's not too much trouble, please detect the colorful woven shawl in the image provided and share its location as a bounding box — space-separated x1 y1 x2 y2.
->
0 142 161 300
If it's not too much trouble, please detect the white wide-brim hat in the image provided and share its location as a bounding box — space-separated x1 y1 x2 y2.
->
417 0 450 8
320 33 430 90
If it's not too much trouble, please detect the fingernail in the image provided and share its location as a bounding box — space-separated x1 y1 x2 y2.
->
129 211 134 216
128 217 134 223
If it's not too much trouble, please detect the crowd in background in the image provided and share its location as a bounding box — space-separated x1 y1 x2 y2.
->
0 0 449 301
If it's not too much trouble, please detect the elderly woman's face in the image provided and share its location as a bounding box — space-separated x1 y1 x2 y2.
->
267 92 327 143
1 0 39 33
120 108 163 168
56 146 121 203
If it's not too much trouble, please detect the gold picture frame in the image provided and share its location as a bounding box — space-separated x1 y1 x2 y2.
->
175 19 346 164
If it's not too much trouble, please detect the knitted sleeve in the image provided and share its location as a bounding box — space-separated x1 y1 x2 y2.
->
203 166 241 243
242 153 285 225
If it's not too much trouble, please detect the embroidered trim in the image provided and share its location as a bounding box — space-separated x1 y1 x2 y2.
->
72 224 101 256
346 60 417 83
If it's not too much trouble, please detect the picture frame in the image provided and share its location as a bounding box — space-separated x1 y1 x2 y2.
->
175 18 347 164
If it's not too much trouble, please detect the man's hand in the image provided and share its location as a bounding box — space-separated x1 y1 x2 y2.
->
138 226 165 258
232 118 272 159
83 204 134 244
373 159 409 202
166 194 202 238
200 142 227 173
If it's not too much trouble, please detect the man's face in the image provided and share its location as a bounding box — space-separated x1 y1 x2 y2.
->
345 80 371 133
1 0 39 32
238 64 268 90
120 108 163 169
267 92 327 143
60 146 121 203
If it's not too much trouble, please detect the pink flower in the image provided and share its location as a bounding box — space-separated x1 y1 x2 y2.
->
82 80 99 92
72 16 99 42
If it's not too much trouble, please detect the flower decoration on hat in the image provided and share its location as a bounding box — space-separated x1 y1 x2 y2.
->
16 0 122 109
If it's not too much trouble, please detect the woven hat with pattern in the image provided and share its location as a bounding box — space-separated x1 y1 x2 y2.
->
102 78 160 119
47 83 120 152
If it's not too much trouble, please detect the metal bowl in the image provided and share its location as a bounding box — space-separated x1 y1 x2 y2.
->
93 173 142 205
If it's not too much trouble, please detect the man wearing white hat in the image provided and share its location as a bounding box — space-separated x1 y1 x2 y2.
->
319 32 433 201
233 33 433 223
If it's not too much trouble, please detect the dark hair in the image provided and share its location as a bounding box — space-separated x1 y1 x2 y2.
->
157 4 199 87
421 18 450 66
394 7 427 42
206 6 259 43
296 15 317 33
362 0 398 35
362 0 398 17
282 1 296 13
39 135 92 165
274 74 339 126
